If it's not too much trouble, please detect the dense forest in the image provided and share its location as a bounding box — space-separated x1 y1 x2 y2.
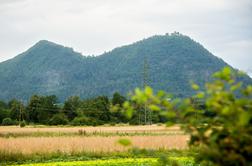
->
2 32 248 102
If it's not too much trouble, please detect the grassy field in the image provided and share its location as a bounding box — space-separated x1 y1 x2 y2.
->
0 125 184 137
0 135 188 154
10 157 196 166
0 125 193 165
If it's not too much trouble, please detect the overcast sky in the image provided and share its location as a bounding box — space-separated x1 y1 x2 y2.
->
0 0 252 75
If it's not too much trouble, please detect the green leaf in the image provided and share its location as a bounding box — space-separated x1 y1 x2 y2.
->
191 83 200 90
148 104 161 111
135 88 142 97
145 86 153 96
196 92 205 99
117 138 132 147
125 108 134 119
123 101 130 108
221 107 230 115
223 67 231 76
239 111 250 126
166 111 176 118
230 82 242 91
157 90 165 97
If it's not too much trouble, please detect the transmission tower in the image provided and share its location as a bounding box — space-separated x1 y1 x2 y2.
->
143 57 149 88
142 56 152 125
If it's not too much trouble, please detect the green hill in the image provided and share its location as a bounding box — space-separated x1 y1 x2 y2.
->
0 32 250 101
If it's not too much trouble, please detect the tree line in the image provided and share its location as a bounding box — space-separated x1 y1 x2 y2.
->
0 92 165 126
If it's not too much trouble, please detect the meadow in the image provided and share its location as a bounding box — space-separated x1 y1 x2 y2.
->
0 125 193 165
0 125 183 137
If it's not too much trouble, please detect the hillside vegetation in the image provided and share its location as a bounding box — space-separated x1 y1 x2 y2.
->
0 32 243 101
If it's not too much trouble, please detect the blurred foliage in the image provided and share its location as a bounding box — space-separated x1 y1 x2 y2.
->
124 67 252 166
117 138 132 147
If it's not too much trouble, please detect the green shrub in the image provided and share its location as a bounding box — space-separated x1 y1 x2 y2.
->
124 67 252 166
84 118 103 126
2 118 14 126
109 122 116 126
71 116 89 126
20 121 26 127
48 114 69 125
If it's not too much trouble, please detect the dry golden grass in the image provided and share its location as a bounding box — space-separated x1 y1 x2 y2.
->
0 135 189 154
0 125 188 157
0 125 182 135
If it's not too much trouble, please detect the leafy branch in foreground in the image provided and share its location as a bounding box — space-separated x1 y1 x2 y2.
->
123 67 252 166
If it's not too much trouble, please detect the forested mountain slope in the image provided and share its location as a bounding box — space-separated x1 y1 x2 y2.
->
0 33 250 101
